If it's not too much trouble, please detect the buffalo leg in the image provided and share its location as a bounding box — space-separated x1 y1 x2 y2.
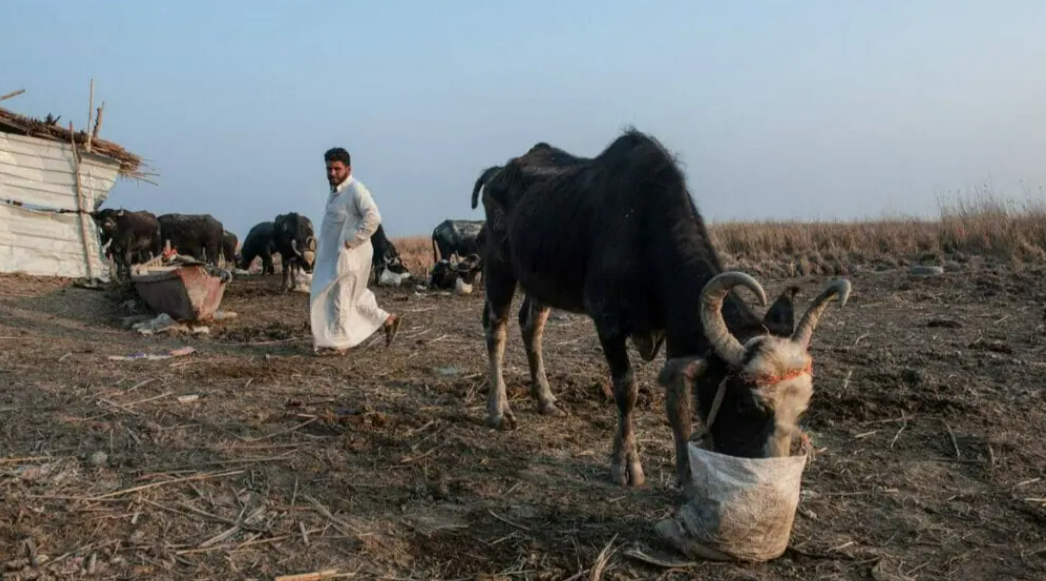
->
600 333 644 487
665 368 694 494
206 241 220 266
483 263 518 430
120 244 133 280
518 296 564 416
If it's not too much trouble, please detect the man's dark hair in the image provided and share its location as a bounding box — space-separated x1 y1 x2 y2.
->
324 147 351 166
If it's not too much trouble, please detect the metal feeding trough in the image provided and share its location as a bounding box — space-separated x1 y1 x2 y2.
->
131 257 232 322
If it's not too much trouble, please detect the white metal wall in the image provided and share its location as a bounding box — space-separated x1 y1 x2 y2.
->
0 132 120 279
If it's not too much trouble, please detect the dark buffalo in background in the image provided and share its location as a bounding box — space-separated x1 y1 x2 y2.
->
272 212 317 291
370 223 412 286
221 230 239 267
157 213 225 266
238 221 277 274
90 208 162 278
429 253 482 293
431 219 484 263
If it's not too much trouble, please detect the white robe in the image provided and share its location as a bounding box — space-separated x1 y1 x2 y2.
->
310 175 389 349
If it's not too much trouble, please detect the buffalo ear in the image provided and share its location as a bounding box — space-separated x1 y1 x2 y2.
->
763 285 799 336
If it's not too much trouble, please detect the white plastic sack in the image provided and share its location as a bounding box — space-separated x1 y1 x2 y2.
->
292 271 312 293
655 442 809 562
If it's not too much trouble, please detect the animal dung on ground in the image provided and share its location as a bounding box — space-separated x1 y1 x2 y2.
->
655 440 810 562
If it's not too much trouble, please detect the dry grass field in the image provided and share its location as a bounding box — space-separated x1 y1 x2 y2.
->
396 192 1046 277
2 192 1046 580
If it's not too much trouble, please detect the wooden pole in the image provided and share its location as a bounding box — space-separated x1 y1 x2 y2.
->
85 79 94 152
0 88 25 103
92 101 105 140
69 122 97 281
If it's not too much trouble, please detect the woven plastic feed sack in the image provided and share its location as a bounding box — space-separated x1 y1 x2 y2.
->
655 442 809 562
292 271 312 293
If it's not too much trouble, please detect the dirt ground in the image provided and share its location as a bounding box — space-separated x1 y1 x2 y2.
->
2 263 1046 581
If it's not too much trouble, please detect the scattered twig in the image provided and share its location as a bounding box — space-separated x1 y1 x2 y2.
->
842 369 853 390
589 534 620 581
488 509 531 532
275 570 339 581
239 417 318 443
0 456 61 464
128 391 173 406
621 544 696 569
943 420 961 459
85 469 244 500
305 494 360 536
889 412 908 449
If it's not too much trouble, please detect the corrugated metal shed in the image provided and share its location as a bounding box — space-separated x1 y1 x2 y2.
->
0 101 146 281
0 132 117 279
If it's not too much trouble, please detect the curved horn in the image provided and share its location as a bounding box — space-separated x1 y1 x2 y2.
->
791 278 852 350
699 271 768 367
291 239 302 257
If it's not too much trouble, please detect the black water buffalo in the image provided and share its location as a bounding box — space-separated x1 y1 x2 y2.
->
91 208 162 278
272 213 317 291
370 223 412 286
221 230 239 267
429 253 482 294
238 221 277 274
474 128 851 491
157 213 224 266
431 219 485 263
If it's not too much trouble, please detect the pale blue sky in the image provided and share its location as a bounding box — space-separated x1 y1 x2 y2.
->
4 1 1046 239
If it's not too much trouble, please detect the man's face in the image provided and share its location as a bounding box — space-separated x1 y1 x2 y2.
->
326 160 350 187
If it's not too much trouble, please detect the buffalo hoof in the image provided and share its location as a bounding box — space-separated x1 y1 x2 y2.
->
488 410 518 431
538 400 567 417
610 460 645 487
675 470 695 498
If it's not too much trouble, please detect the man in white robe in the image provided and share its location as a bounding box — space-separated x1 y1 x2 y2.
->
310 147 400 354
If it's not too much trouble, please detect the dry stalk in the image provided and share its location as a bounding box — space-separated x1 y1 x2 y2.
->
889 412 908 449
87 469 244 500
0 456 62 464
275 571 339 581
589 534 620 581
239 416 319 443
305 494 360 536
943 420 961 458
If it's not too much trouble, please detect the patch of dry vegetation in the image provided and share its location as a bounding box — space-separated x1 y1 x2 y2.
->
390 235 432 274
391 190 1046 277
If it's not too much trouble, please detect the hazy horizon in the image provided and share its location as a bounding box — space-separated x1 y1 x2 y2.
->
4 1 1046 239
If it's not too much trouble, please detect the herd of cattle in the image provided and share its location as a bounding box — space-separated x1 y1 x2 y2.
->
88 205 488 293
89 126 854 491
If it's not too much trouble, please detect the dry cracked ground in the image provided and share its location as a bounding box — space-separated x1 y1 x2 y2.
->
1 263 1046 580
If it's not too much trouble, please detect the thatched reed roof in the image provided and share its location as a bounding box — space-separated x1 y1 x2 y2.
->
0 105 146 178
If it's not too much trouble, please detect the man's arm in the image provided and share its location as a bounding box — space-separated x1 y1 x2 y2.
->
344 182 382 249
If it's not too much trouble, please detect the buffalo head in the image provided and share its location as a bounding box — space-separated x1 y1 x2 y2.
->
275 213 317 273
659 272 850 469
